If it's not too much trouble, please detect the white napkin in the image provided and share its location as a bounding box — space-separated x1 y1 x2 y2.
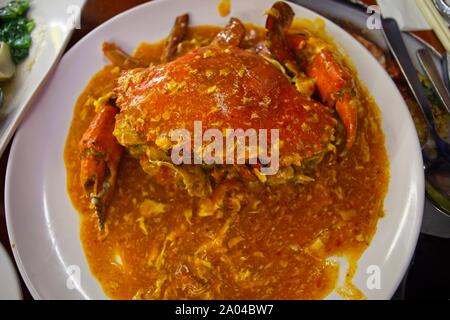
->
377 0 431 31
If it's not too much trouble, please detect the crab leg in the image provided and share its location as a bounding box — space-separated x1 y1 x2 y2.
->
212 17 246 47
85 42 139 227
82 15 192 227
306 50 358 150
102 42 146 69
162 13 189 63
265 1 298 73
104 13 189 68
79 102 124 228
265 3 316 97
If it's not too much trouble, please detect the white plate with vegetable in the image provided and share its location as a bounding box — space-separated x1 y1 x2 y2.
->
0 0 86 155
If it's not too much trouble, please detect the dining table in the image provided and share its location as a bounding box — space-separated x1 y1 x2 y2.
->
0 0 446 300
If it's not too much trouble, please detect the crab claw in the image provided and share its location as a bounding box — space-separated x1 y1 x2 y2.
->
306 50 358 150
161 13 189 63
264 3 317 97
264 1 358 150
79 101 124 228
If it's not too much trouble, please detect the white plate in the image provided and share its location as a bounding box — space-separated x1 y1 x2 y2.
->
0 0 86 156
0 243 21 300
5 0 424 300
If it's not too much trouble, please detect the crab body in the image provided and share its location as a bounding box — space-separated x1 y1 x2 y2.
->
79 2 362 227
114 45 335 168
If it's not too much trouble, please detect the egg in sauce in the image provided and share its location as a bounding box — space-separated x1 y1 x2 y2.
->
65 23 389 300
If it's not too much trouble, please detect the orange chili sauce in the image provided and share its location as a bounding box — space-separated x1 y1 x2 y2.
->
64 24 389 300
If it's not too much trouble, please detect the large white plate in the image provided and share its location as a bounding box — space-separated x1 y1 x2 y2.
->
5 0 424 299
0 0 86 156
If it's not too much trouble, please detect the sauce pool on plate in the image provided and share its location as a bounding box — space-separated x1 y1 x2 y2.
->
64 23 389 300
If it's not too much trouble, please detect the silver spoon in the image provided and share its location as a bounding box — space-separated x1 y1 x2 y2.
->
433 0 450 24
443 52 450 91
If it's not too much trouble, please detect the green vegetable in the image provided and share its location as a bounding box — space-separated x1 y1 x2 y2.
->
0 0 30 20
0 0 34 64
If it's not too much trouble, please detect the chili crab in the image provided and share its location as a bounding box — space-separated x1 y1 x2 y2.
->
79 2 361 227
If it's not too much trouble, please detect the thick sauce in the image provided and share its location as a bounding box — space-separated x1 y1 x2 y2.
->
65 24 389 300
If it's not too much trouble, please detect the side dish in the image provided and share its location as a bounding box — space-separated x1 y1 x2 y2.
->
0 0 34 101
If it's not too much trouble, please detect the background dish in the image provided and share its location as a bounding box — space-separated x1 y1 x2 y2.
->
0 0 86 156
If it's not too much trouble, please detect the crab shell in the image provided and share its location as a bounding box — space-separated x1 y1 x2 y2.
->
114 45 336 169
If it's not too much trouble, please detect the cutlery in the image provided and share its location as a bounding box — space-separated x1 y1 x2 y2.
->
417 48 450 115
433 0 450 24
443 52 450 91
382 18 450 215
421 0 450 92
